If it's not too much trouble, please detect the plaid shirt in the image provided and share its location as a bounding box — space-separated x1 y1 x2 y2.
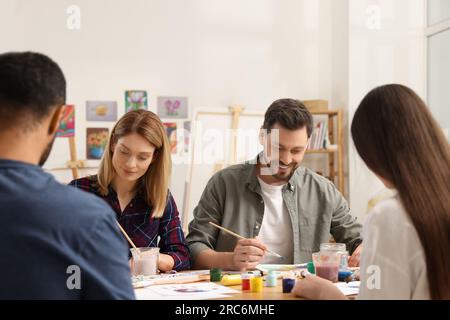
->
69 175 190 271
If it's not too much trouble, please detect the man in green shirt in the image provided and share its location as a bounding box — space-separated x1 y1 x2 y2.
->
186 99 363 271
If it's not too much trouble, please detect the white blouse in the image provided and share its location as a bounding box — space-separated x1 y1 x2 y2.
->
358 195 430 299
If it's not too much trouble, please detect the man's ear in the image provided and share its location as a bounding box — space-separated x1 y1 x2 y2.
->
48 105 65 135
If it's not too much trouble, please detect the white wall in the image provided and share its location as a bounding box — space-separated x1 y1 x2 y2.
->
0 0 426 225
427 3 450 137
0 0 325 221
314 0 350 196
347 0 426 222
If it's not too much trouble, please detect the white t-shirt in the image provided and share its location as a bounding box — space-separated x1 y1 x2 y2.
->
257 177 294 264
358 195 430 300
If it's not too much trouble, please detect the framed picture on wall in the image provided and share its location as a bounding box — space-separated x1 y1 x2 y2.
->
183 121 191 153
86 101 117 121
163 122 178 154
157 96 188 119
125 90 148 112
86 128 109 160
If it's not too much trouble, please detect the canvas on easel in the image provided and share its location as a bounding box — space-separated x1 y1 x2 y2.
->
56 104 75 138
181 106 265 231
55 104 84 179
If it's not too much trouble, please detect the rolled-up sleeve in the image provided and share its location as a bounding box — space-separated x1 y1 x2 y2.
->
328 184 363 254
185 173 225 265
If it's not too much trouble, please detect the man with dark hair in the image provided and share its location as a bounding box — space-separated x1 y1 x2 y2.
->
187 98 362 270
0 52 134 299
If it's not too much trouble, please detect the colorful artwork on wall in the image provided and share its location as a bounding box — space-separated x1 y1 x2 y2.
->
86 101 117 121
86 128 109 160
157 96 188 118
56 104 75 138
163 122 177 154
125 90 148 112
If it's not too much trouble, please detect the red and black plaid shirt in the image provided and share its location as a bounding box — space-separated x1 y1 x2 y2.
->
69 175 190 271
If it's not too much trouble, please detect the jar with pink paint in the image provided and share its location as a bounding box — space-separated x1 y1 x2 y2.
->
312 251 340 282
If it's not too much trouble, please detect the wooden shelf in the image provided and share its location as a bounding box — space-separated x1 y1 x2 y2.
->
306 149 338 154
310 110 340 116
305 106 345 197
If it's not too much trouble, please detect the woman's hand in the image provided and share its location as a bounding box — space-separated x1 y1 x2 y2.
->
292 274 347 300
158 253 175 272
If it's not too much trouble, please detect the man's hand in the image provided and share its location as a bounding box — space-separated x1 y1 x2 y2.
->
232 238 267 271
348 243 362 267
292 274 347 300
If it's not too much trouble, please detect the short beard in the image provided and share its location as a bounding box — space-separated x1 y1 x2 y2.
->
259 154 297 182
38 135 56 167
271 165 296 182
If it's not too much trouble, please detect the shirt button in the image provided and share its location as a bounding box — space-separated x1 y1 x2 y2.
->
256 225 260 229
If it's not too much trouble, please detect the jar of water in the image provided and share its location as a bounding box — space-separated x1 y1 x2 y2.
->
320 243 348 270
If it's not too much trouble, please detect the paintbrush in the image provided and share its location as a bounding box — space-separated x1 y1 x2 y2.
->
208 221 284 259
116 221 141 257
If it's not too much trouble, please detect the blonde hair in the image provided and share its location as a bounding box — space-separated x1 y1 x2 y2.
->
97 110 171 218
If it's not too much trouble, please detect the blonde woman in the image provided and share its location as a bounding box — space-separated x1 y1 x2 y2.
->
70 110 190 272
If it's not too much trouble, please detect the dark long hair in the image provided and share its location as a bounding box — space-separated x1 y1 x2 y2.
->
351 84 450 300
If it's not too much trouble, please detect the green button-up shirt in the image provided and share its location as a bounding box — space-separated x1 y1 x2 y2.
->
186 156 363 265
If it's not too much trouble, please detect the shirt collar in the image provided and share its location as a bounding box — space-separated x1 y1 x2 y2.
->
107 183 145 200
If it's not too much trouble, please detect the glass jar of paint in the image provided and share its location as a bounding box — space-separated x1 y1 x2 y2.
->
265 270 277 287
320 243 349 271
241 273 252 291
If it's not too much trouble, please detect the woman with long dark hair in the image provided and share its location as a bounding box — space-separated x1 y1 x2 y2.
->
292 84 450 299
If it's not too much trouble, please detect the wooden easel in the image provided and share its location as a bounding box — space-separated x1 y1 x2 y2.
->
66 136 85 180
182 105 248 231
212 105 245 173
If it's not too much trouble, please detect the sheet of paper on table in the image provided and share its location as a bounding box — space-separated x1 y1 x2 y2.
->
135 282 240 300
334 281 360 296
